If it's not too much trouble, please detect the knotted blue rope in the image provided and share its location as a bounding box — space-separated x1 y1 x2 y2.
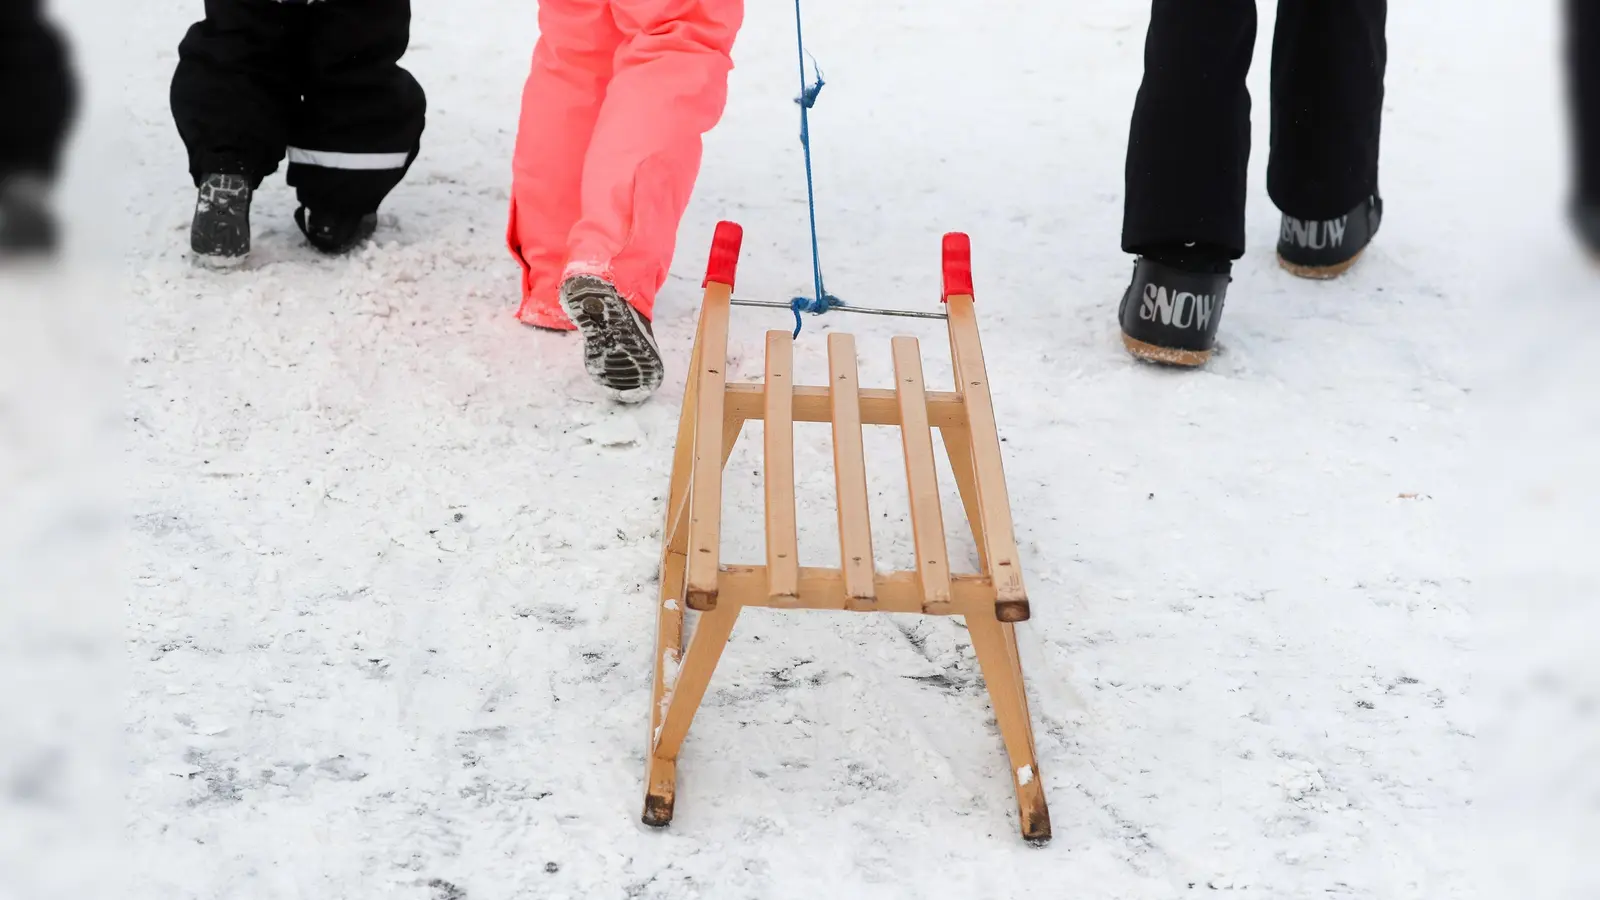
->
789 0 842 337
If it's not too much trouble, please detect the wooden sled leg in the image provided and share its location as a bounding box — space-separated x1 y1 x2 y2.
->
941 425 988 572
941 236 1049 841
943 425 1029 695
947 419 1036 762
645 282 743 828
966 611 1052 844
646 305 702 828
645 578 687 826
645 414 742 828
644 601 742 826
946 423 1049 842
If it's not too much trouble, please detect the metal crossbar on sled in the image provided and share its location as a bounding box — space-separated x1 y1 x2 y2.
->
644 221 1051 844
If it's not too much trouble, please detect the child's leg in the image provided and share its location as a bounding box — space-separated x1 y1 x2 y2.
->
170 0 299 188
290 0 426 217
509 0 624 330
567 0 744 319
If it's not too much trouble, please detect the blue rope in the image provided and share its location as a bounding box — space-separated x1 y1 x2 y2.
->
789 0 842 337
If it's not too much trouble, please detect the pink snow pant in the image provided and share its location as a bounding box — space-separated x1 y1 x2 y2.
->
508 0 743 330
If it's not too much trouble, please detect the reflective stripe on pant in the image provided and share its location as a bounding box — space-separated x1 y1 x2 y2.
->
508 0 743 329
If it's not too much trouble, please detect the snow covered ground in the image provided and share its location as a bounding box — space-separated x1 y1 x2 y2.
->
7 0 1591 897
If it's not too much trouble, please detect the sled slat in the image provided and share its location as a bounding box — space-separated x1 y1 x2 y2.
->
946 293 1029 622
724 384 966 428
764 332 800 602
718 566 991 615
685 283 732 611
828 333 876 609
892 337 953 614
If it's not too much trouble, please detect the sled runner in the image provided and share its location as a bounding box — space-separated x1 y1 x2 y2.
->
643 221 1052 844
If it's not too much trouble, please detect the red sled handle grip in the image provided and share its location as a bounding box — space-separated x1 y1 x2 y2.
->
941 232 974 302
703 220 744 289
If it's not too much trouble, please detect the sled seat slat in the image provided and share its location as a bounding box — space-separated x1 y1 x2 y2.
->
891 337 954 615
719 566 993 615
828 333 877 609
724 383 966 429
763 331 801 602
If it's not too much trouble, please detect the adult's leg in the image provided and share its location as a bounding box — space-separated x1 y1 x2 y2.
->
1569 0 1600 210
1267 0 1386 220
1122 0 1257 261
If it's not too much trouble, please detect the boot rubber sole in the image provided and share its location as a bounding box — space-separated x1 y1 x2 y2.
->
1277 249 1365 280
1121 333 1211 368
192 252 249 270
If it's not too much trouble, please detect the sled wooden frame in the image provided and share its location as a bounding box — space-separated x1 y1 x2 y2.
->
644 221 1051 844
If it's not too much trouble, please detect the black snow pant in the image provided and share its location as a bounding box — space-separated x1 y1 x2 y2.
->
170 0 426 215
1569 0 1600 207
0 0 76 181
1122 0 1387 260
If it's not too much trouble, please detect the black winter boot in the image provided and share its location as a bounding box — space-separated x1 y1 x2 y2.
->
294 206 377 255
1277 194 1383 279
1117 247 1230 368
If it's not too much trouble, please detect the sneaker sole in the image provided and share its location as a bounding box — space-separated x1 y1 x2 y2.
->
1121 333 1211 368
559 276 665 404
1277 249 1365 280
192 251 249 270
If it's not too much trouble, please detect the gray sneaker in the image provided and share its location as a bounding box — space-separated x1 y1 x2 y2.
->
558 274 665 403
190 173 252 266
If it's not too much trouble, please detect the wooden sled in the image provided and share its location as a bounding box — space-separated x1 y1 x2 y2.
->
644 222 1051 844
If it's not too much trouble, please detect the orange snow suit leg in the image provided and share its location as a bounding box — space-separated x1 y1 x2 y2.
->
509 0 742 328
508 0 622 329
